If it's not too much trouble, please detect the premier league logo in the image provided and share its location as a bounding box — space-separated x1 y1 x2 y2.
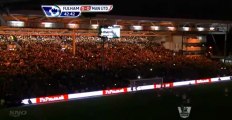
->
178 106 191 118
41 5 61 17
49 6 61 17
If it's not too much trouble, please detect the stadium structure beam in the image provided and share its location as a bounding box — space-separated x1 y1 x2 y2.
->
224 33 227 58
72 30 76 56
181 32 184 54
0 15 6 26
223 24 229 59
209 31 225 35
101 37 108 71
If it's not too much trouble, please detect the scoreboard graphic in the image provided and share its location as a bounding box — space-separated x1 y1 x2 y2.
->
41 5 113 18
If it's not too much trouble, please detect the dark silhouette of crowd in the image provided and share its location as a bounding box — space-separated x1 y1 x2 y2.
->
0 35 231 106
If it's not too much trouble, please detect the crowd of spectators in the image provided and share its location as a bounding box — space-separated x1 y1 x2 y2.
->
0 35 231 104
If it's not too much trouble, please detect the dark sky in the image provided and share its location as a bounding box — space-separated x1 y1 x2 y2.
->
1 0 232 20
111 0 232 20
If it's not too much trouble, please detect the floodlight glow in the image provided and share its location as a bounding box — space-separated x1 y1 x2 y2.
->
8 21 25 27
41 22 54 28
197 36 203 40
67 23 79 29
131 25 143 30
183 27 190 31
197 27 204 31
209 27 215 31
150 26 160 30
91 24 99 29
168 26 175 31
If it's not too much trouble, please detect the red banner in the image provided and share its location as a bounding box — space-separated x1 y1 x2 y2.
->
195 78 211 84
36 94 68 103
103 88 127 95
154 84 162 89
162 83 174 88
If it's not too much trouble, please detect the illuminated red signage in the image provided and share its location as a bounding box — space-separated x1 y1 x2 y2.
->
154 84 162 89
36 94 68 103
103 88 127 95
162 83 174 88
195 78 211 84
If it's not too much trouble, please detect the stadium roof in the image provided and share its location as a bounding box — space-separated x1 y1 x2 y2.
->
95 15 232 24
2 13 232 27
0 0 231 33
1 0 232 21
0 13 229 36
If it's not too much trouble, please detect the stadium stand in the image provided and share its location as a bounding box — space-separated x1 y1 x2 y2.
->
0 35 231 106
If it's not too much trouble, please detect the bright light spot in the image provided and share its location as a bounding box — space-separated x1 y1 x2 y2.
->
197 27 204 31
10 21 24 24
167 26 175 31
114 84 117 86
131 25 143 30
41 22 54 28
150 68 153 71
67 23 79 29
197 36 203 40
91 24 99 29
183 27 190 31
138 75 141 79
209 46 212 49
210 27 215 31
8 21 25 27
151 26 160 30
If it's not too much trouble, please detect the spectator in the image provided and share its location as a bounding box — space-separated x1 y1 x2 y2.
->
0 35 230 100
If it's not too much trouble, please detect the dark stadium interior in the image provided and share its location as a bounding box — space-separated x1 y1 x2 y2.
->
1 0 232 20
0 0 232 120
